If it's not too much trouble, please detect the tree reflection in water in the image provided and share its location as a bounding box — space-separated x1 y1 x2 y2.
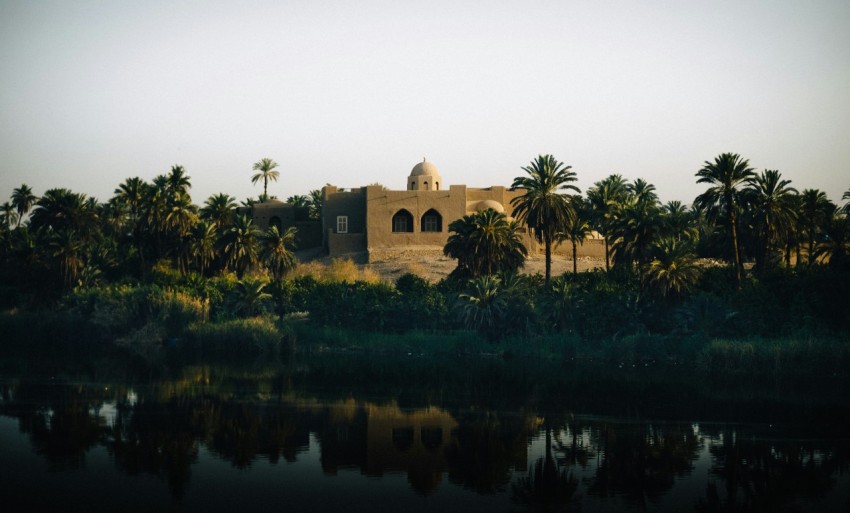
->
2 376 849 511
585 421 702 508
512 426 579 512
695 426 847 512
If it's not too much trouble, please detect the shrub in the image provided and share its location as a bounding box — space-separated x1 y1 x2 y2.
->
184 316 291 357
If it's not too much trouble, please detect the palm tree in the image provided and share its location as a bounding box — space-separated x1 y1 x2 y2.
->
586 174 629 271
286 195 309 208
200 193 237 229
165 194 199 273
843 186 850 215
610 188 664 269
308 189 323 220
642 238 701 298
799 189 834 265
662 201 699 242
815 210 850 269
252 158 280 201
0 202 18 231
259 225 298 283
455 275 507 340
48 228 84 288
30 188 98 240
444 209 528 280
560 197 592 274
166 165 191 196
190 221 217 276
511 154 580 284
114 177 149 270
695 153 756 287
744 169 797 270
11 184 37 228
223 214 261 278
228 279 272 317
629 178 658 206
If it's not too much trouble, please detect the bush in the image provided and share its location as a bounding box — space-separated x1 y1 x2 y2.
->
184 317 292 357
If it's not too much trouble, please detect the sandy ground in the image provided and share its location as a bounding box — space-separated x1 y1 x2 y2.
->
297 248 606 283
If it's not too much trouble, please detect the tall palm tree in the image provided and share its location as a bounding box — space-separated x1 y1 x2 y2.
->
611 194 664 269
252 158 280 201
814 210 850 269
843 186 850 215
743 169 798 270
165 194 199 273
586 174 629 271
511 154 580 284
662 201 699 242
444 209 528 280
799 189 834 265
629 178 658 206
11 184 37 228
166 165 191 196
223 214 261 278
308 189 323 220
48 228 84 288
190 221 217 276
0 202 18 231
259 225 298 283
694 153 755 287
114 177 149 270
146 175 170 258
200 193 237 229
560 197 592 274
30 188 98 240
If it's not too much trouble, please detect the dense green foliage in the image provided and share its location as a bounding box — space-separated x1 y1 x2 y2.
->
0 156 849 375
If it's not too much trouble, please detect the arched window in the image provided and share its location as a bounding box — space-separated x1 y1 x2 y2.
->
421 428 443 452
423 181 429 190
392 427 414 452
420 209 442 232
435 181 439 190
392 209 414 232
269 216 282 232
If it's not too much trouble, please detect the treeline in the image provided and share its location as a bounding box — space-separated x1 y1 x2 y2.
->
0 154 849 370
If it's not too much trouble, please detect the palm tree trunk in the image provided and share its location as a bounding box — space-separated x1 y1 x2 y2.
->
730 208 743 287
544 237 552 285
808 235 815 265
604 238 610 272
572 240 578 274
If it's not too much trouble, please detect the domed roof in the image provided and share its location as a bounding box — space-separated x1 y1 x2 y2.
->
473 199 505 213
410 158 441 178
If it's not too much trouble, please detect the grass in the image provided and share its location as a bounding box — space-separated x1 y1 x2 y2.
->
290 258 381 284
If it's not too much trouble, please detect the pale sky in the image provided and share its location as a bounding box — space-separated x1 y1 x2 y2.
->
1 0 848 207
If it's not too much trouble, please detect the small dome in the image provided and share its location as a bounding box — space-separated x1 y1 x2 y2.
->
474 200 505 213
410 158 441 178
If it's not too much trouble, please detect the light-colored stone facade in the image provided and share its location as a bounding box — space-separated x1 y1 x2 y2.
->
322 160 534 261
321 159 604 261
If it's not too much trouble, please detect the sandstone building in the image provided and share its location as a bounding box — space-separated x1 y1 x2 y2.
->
252 158 604 261
322 159 536 261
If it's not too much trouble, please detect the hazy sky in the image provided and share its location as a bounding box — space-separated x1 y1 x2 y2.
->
1 0 848 207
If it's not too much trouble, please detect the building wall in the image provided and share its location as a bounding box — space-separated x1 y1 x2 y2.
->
251 201 323 250
321 180 601 261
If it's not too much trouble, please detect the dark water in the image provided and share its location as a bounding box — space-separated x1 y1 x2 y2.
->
1 358 849 512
